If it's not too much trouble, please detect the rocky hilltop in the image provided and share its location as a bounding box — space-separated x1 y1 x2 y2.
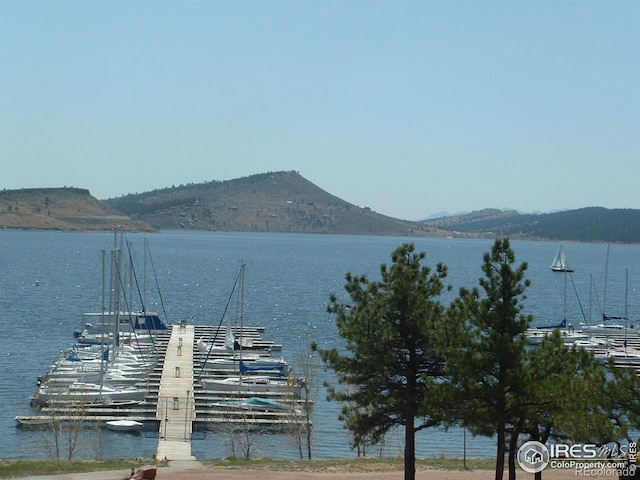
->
0 187 155 232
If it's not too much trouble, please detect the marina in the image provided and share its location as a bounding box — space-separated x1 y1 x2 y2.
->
14 238 311 460
16 322 310 460
4 231 639 461
17 312 640 461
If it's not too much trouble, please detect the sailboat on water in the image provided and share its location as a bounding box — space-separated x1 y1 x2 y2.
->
551 245 573 272
526 262 587 345
199 262 300 396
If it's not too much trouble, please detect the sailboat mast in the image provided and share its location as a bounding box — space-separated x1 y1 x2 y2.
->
128 241 134 314
143 238 148 312
603 243 610 320
563 268 567 322
100 250 106 388
589 274 593 328
625 268 628 351
238 261 245 379
112 232 124 363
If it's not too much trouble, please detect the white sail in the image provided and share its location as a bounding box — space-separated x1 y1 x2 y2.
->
551 246 573 272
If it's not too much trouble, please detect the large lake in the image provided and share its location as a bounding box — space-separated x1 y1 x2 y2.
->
1 230 638 460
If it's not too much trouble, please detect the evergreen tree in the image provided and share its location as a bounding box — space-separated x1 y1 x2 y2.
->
446 238 532 480
313 243 451 480
515 330 612 480
515 332 640 480
599 359 640 444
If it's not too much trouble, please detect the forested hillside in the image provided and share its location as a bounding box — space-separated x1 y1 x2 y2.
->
104 171 430 236
422 207 640 243
2 173 638 243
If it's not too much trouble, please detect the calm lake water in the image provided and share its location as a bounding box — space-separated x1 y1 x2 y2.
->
1 230 638 460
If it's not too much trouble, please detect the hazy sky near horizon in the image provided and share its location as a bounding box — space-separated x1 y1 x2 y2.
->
1 1 638 221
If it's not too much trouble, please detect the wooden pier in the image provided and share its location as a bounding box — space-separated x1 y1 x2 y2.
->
155 323 196 460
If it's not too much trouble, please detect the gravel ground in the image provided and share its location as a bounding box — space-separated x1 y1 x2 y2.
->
12 459 597 480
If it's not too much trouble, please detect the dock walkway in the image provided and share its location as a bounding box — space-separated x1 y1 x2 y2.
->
155 324 196 461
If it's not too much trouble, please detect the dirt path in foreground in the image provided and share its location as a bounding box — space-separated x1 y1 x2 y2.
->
14 460 595 480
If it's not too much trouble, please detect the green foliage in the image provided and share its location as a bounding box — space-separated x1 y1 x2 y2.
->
425 207 640 243
314 243 452 480
447 239 532 431
446 238 533 480
599 360 640 440
520 331 612 445
312 238 639 480
445 238 638 480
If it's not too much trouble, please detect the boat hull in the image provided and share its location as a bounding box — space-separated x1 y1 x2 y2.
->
200 376 299 396
104 419 143 431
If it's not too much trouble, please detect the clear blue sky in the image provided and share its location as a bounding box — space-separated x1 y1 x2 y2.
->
1 1 638 220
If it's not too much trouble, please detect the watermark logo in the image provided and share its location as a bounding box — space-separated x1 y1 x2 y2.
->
517 441 550 473
517 440 638 476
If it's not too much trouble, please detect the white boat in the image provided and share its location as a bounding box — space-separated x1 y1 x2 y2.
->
603 350 640 365
582 322 626 334
197 320 238 354
199 354 289 374
528 266 585 345
571 340 612 358
79 311 168 336
211 396 301 414
526 326 587 346
551 245 573 272
34 381 147 406
41 370 145 387
200 375 299 396
75 330 156 347
104 419 143 431
55 353 155 371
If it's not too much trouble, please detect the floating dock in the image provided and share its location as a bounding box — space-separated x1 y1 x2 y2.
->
155 324 196 460
17 323 309 461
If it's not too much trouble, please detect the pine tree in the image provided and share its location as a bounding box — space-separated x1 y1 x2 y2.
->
446 238 531 480
313 243 451 480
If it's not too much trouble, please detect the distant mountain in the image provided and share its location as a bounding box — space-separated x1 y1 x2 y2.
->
3 174 639 243
422 207 640 243
104 171 432 236
421 210 470 221
0 187 155 232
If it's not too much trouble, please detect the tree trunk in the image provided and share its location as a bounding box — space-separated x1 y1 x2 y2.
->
495 424 505 480
534 425 544 480
405 414 416 480
508 431 519 480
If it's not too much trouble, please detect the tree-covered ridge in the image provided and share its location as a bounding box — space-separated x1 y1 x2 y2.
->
423 207 640 243
106 172 640 241
2 173 639 242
